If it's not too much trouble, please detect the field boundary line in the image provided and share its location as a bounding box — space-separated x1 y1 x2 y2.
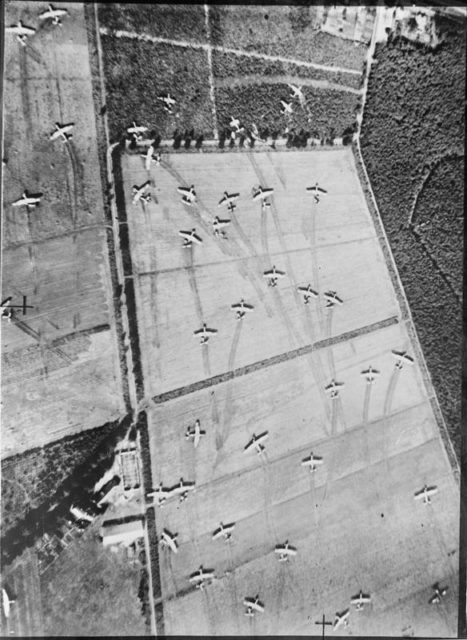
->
152 315 399 405
98 26 362 76
204 4 219 141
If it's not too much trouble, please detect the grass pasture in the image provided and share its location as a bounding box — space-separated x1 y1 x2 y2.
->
118 147 459 636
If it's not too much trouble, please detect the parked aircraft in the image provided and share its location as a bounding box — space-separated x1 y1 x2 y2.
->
250 122 267 143
189 566 214 589
70 505 94 523
132 181 151 204
244 431 269 455
6 20 36 45
177 185 196 204
218 191 239 207
231 298 254 320
1 296 33 321
275 540 297 562
141 144 161 171
160 529 178 553
324 290 343 307
429 583 448 604
127 122 148 137
171 478 195 502
212 521 236 541
227 201 237 214
280 100 293 115
288 83 305 102
391 350 415 369
194 323 217 344
49 122 74 142
39 4 68 25
2 588 15 619
185 419 205 448
179 228 202 248
301 452 323 473
158 93 176 113
263 265 285 287
230 116 241 131
252 185 274 202
261 199 271 211
244 595 265 616
351 591 371 611
297 284 318 304
306 182 328 203
12 190 43 210
333 609 350 630
212 216 230 238
414 484 438 505
325 379 344 399
361 366 380 384
147 482 170 506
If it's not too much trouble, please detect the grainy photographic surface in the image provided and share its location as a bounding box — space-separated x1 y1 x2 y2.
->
1 2 464 637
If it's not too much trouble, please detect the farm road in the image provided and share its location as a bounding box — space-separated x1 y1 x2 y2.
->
99 27 362 77
214 75 362 94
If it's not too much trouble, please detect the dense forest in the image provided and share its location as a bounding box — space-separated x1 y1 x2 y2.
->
360 18 465 459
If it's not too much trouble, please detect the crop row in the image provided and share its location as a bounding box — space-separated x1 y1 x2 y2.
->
360 23 465 460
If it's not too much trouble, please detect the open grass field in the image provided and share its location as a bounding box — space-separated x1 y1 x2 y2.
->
0 521 147 637
2 1 123 457
120 147 459 636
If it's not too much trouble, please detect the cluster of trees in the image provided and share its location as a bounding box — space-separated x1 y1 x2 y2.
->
211 50 362 89
209 4 367 71
98 3 207 43
102 37 214 142
1 420 118 537
360 24 465 459
215 84 357 142
1 414 133 567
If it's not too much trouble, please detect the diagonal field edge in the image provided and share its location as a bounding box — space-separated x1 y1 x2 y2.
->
151 315 399 405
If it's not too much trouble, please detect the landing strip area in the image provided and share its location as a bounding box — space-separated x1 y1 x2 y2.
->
120 148 459 636
2 1 123 456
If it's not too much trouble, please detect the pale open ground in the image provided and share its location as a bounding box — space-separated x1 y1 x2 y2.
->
122 148 459 636
2 1 123 456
